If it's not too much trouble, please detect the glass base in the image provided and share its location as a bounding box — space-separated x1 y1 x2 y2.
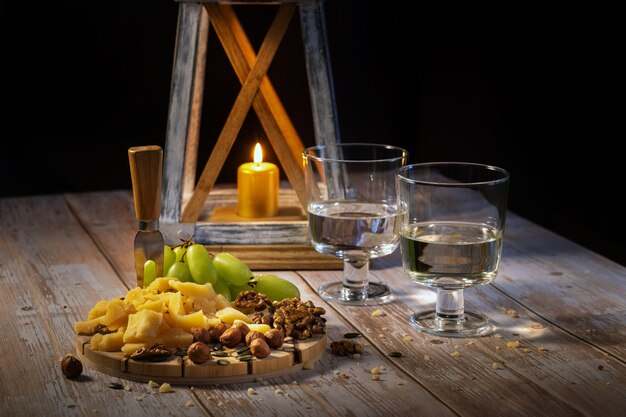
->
409 310 495 338
318 281 393 305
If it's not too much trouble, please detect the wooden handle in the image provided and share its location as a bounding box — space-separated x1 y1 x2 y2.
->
128 145 163 222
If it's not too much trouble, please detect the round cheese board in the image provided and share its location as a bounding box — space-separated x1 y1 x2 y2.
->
76 334 326 385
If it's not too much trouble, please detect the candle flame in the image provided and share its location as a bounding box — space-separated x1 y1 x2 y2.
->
254 143 263 164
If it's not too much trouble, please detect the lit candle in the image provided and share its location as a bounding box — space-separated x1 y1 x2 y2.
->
237 143 279 218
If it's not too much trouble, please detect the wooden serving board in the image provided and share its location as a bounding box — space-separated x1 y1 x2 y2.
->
76 334 326 385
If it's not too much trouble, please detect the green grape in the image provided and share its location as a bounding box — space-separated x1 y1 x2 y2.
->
166 261 192 282
186 244 217 285
212 277 232 301
173 245 187 263
213 252 252 286
227 281 253 300
252 274 300 301
163 245 175 275
143 259 157 288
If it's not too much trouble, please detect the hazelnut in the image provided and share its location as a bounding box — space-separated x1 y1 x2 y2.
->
219 327 242 348
187 342 212 364
190 327 211 344
232 321 251 337
245 330 266 346
61 354 83 379
264 329 285 349
209 323 228 342
249 338 271 359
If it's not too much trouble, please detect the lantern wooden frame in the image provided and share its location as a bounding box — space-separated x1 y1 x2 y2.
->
160 0 342 269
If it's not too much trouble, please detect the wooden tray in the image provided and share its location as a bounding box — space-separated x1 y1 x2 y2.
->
76 334 326 385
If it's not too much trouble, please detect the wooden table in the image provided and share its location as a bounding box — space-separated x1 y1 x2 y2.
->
1 190 625 417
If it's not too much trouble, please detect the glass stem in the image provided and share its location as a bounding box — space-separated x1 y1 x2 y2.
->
435 289 466 329
341 259 369 301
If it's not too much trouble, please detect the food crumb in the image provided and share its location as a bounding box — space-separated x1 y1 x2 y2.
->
494 334 503 339
506 341 521 349
466 341 475 346
492 362 504 370
538 346 549 352
496 306 507 311
353 353 361 360
449 351 461 358
247 388 256 395
372 373 381 381
184 400 194 407
495 346 502 350
302 360 315 370
402 334 413 343
148 380 159 389
506 309 520 318
423 355 431 361
381 327 389 331
134 396 145 401
274 388 285 395
370 367 380 374
522 348 530 353
123 386 131 392
159 383 171 393
371 309 385 317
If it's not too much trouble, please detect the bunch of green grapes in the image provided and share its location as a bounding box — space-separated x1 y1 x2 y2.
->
142 241 299 302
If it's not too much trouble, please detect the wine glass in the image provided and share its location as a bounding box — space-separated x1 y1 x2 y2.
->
395 162 510 337
302 143 408 305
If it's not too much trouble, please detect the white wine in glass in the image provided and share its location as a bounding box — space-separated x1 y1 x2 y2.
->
396 162 510 337
303 143 408 305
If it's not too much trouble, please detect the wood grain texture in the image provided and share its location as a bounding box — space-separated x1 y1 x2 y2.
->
4 191 626 417
0 196 205 417
182 4 210 199
77 334 324 384
163 2 202 224
128 146 163 222
299 1 341 146
57 191 456 416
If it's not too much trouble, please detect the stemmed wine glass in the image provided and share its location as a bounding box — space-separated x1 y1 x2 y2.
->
303 143 408 305
395 162 510 337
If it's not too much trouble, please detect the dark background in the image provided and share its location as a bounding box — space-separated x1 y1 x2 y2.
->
1 2 624 265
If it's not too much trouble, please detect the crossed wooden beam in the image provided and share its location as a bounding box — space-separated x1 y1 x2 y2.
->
181 3 306 223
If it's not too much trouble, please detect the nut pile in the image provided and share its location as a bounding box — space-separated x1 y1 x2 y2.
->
273 298 326 340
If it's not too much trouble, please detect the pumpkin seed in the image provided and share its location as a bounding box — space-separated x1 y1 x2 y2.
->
388 351 403 358
344 332 360 339
108 382 124 390
217 359 230 366
236 346 251 354
238 354 253 361
173 350 187 357
212 351 228 357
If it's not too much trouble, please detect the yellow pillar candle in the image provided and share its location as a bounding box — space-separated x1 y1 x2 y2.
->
237 143 279 218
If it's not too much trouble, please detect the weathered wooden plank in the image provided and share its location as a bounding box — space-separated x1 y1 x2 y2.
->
189 270 457 417
163 2 202 223
299 0 341 146
64 191 455 416
494 214 626 359
182 4 210 199
0 195 205 417
297 218 626 416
